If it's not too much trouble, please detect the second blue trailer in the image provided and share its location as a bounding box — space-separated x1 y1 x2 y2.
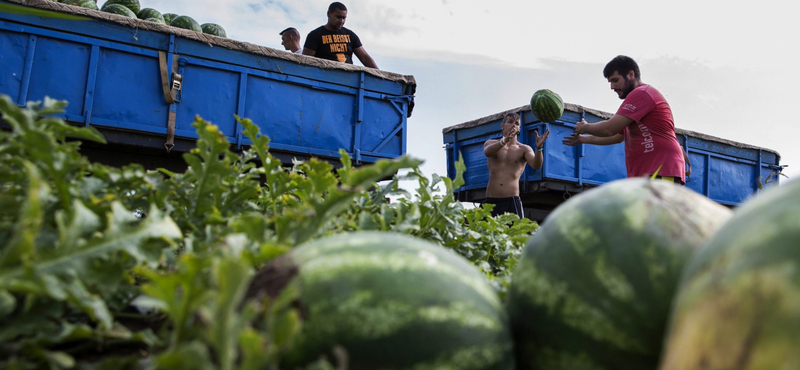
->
443 103 784 222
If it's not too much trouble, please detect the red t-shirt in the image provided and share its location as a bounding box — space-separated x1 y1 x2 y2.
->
616 84 685 182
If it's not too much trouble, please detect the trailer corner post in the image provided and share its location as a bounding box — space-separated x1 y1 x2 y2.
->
17 35 37 107
352 71 365 164
235 72 248 149
757 149 763 193
82 45 100 126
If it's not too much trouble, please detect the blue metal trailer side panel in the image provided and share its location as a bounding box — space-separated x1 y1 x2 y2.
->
0 0 415 168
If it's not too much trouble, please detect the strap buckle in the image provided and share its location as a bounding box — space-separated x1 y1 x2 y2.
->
171 73 183 102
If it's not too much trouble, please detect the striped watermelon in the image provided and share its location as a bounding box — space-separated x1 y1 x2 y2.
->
530 89 564 123
137 8 164 23
100 0 138 14
170 15 201 32
162 13 178 24
660 179 800 370
144 17 165 24
61 0 98 10
246 232 514 370
101 3 135 17
506 178 731 370
201 23 226 38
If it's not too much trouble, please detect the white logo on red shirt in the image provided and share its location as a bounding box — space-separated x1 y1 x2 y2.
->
623 103 637 112
638 122 654 153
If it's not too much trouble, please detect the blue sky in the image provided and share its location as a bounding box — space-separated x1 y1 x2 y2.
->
148 0 800 182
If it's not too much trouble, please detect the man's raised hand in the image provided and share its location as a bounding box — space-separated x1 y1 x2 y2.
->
562 133 583 146
574 118 589 135
505 126 520 141
534 129 550 149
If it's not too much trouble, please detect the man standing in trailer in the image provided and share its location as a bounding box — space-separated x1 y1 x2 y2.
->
484 113 550 219
303 2 378 69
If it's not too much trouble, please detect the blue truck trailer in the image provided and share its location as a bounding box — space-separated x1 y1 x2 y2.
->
443 103 784 223
0 0 415 171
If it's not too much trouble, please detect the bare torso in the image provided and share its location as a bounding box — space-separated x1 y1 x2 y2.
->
486 141 533 198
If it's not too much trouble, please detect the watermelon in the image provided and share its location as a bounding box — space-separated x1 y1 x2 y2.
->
162 13 178 24
61 0 98 10
170 15 201 32
530 89 564 123
100 0 138 14
144 17 165 24
506 178 731 370
200 23 226 38
101 3 135 17
245 232 514 370
659 179 800 370
137 7 164 23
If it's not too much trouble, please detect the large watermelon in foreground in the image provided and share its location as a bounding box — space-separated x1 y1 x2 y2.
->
659 179 800 370
506 178 731 370
244 232 514 370
170 15 201 32
530 89 564 123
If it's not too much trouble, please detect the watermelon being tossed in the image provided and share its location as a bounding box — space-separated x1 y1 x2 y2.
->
100 0 138 14
101 3 135 17
506 178 732 370
530 89 564 123
170 15 201 32
61 0 98 10
201 23 226 38
244 232 515 370
660 178 800 370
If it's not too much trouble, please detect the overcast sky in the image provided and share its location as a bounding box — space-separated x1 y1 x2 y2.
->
149 0 799 182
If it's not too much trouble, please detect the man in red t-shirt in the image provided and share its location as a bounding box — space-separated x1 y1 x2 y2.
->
563 55 689 184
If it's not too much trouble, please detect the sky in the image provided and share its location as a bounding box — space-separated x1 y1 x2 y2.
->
147 0 800 182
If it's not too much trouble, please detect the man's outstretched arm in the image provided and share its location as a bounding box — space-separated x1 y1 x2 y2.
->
523 146 544 170
574 114 633 137
683 148 692 176
353 46 378 69
523 128 549 170
562 133 624 146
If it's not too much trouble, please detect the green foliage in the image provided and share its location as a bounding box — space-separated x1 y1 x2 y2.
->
0 95 536 368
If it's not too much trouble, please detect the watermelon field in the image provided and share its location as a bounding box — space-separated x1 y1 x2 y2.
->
1 94 799 369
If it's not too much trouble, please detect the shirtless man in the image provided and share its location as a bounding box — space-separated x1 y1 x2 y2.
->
483 113 550 218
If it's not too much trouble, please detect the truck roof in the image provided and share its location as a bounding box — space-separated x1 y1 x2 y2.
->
442 103 780 156
11 0 416 90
